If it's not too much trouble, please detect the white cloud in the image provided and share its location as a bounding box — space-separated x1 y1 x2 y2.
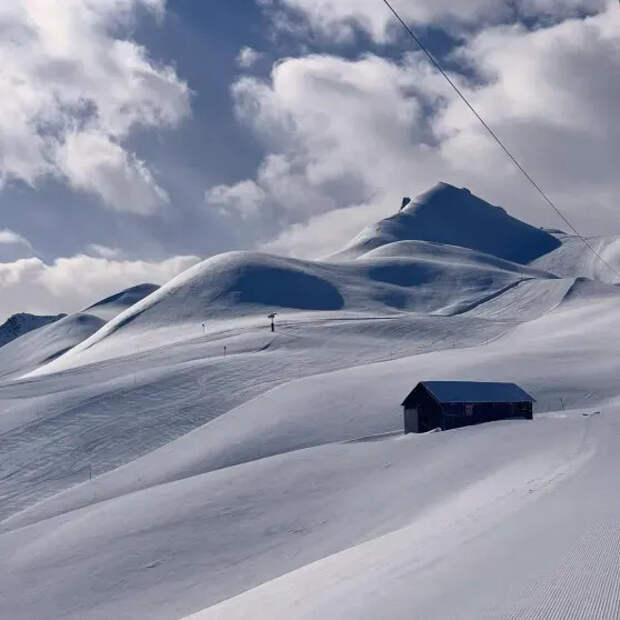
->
0 253 200 323
236 46 263 69
0 229 35 261
0 229 30 247
261 202 378 259
218 2 619 256
0 0 190 213
86 244 125 259
205 179 267 218
56 131 169 214
272 0 607 42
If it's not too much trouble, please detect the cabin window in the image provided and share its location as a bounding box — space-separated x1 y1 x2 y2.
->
465 404 474 416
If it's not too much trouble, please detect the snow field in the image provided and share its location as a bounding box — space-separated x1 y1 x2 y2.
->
3 182 620 618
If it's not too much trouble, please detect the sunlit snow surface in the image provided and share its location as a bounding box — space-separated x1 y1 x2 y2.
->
3 185 620 619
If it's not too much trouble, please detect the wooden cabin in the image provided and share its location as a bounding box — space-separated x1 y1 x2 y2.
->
401 381 534 433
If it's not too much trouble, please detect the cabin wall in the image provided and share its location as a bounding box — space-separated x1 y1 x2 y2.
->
441 401 532 430
403 387 442 433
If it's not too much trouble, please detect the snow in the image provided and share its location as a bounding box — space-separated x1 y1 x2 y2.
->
85 282 159 322
184 412 603 620
24 245 552 375
0 313 104 380
330 182 560 262
2 183 620 619
0 282 159 380
0 312 66 348
532 233 620 283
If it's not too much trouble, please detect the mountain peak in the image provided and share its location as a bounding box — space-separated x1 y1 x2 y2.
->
331 182 560 263
0 312 67 349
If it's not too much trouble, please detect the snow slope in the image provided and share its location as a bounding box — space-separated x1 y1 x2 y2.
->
6 281 617 532
25 246 555 375
2 288 620 619
0 312 66 348
0 283 159 380
2 183 620 620
330 182 560 262
0 313 105 380
532 233 620 283
84 282 159 321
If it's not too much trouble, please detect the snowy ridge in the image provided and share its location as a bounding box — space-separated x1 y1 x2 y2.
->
25 246 554 375
0 313 105 380
0 312 66 348
330 182 560 262
85 282 159 321
0 282 160 380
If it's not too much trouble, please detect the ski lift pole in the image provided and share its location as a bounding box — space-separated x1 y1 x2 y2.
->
267 312 277 333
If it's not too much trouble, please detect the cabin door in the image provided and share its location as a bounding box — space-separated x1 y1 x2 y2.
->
405 408 419 433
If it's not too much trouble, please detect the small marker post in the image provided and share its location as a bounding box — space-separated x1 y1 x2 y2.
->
267 312 277 332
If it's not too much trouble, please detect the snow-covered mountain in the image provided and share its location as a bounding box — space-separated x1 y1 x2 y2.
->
0 312 66 348
84 282 159 321
2 183 620 620
330 182 561 262
0 283 159 380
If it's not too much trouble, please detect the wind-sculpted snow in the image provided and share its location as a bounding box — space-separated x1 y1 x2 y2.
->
26 248 551 375
532 234 620 284
330 182 560 262
358 239 552 277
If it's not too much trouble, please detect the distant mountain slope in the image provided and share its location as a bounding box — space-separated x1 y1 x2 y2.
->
0 283 160 379
0 313 66 349
85 283 159 321
330 182 560 262
0 313 105 380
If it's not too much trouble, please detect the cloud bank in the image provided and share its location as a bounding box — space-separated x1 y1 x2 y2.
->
0 253 199 323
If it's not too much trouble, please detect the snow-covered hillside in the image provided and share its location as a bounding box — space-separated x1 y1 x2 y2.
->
0 283 159 380
84 282 159 321
0 312 66 348
2 183 620 620
330 182 561 262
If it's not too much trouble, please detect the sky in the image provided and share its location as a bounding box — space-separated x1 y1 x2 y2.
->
0 0 618 321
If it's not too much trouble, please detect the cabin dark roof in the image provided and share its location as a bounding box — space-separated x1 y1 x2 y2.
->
403 381 535 405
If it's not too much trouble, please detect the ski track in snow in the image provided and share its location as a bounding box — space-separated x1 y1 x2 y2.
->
508 520 620 620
